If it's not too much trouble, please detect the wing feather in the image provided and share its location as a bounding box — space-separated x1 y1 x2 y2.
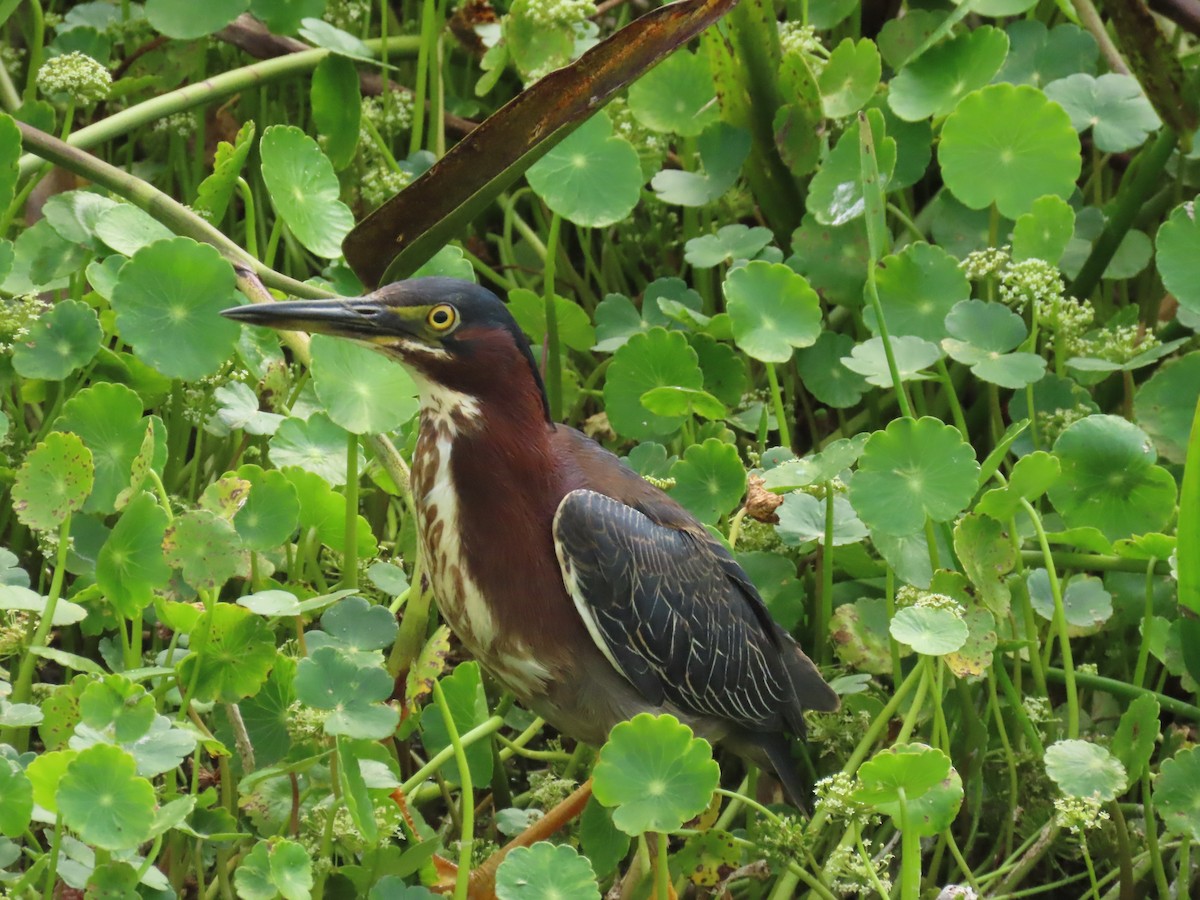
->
552 489 836 733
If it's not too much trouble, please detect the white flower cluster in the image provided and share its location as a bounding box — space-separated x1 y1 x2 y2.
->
960 246 1010 281
324 0 371 28
800 476 848 499
813 771 862 820
826 839 894 896
1034 406 1091 446
151 112 198 139
522 0 596 28
0 294 51 352
778 22 824 64
896 586 963 616
36 51 112 104
361 89 415 143
998 258 1061 311
608 98 667 158
1053 794 1109 834
360 165 412 210
1068 322 1158 363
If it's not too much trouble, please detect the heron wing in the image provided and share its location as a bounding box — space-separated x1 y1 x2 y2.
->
552 488 836 734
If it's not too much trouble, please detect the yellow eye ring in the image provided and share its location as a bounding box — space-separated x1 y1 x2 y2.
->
427 304 457 331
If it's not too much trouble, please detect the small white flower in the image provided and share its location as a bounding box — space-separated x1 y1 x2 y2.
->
36 51 111 104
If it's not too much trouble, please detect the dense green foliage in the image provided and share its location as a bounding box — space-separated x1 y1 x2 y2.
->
1 0 1199 898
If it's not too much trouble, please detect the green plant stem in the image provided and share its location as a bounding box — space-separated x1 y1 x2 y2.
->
762 362 790 450
235 177 258 259
1143 770 1171 898
5 512 72 750
400 714 506 794
433 680 473 900
935 360 969 439
1020 497 1079 738
41 813 62 900
898 791 920 900
655 832 669 900
855 822 893 899
818 484 833 666
14 120 321 300
1043 666 1200 721
543 211 563 421
1178 391 1200 615
16 38 422 179
1070 127 1177 301
342 432 359 589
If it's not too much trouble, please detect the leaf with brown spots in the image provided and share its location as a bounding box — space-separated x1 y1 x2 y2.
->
12 431 94 533
200 474 253 521
162 509 248 592
405 624 452 717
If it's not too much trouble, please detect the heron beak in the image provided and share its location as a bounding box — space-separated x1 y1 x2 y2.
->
221 296 421 341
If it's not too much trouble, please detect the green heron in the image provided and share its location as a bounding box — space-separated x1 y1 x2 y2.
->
222 277 838 805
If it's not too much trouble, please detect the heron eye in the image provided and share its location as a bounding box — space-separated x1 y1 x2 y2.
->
427 304 457 331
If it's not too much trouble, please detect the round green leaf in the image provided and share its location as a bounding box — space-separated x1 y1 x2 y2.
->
56 383 154 515
294 646 399 739
146 0 248 38
789 213 869 307
890 606 969 656
1027 570 1112 634
163 508 248 592
724 261 821 362
311 333 419 434
260 124 354 258
795 332 868 408
251 0 326 34
684 224 774 269
942 299 1046 389
996 20 1098 88
865 242 969 342
94 204 175 257
234 464 301 550
1155 198 1200 318
12 431 94 532
640 386 726 420
603 329 704 441
866 744 964 836
849 417 980 535
1134 351 1200 464
1155 747 1200 839
889 26 1009 121
1043 73 1160 153
0 585 86 626
96 491 171 619
945 299 1026 353
667 438 746 524
1110 694 1159 782
1012 194 1075 264
841 335 943 386
58 744 155 851
628 50 718 137
819 38 881 118
527 113 642 227
111 237 241 380
776 493 867 547
496 842 601 900
11 298 102 380
235 838 314 900
0 760 32 837
42 190 118 251
855 742 952 806
939 83 1081 219
321 595 399 652
1048 415 1177 540
177 602 276 703
1045 739 1126 801
593 713 720 835
269 412 361 486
